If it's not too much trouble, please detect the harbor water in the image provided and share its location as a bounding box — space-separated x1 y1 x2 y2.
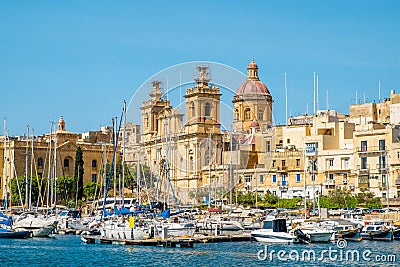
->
0 235 399 266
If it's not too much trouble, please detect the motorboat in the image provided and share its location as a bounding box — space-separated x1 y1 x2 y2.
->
12 213 57 237
334 224 362 241
361 224 393 241
0 227 31 239
251 218 300 244
296 222 335 242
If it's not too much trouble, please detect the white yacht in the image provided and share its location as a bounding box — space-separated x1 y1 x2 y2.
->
13 213 57 237
251 218 298 244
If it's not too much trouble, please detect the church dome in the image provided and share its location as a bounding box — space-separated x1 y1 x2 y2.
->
235 59 271 96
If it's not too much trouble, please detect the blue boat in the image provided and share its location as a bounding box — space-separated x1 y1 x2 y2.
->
0 228 31 239
361 224 393 241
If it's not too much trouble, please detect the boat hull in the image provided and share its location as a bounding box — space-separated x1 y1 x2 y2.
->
0 230 31 239
251 230 297 244
361 230 393 241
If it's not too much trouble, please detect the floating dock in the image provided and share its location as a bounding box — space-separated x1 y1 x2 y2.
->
81 234 251 247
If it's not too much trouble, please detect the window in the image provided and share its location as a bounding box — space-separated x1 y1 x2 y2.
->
342 158 349 169
379 139 385 151
329 173 334 180
281 174 287 186
259 175 264 183
204 103 211 117
296 174 301 183
92 174 97 183
272 160 276 168
245 174 252 183
382 174 387 187
258 110 263 120
190 102 195 117
296 159 300 167
287 139 290 144
329 159 334 167
282 160 286 167
379 156 386 170
266 141 270 152
92 160 97 168
272 174 277 183
398 151 400 159
37 158 43 167
245 109 251 120
361 141 367 152
234 109 239 120
361 157 367 170
64 159 69 168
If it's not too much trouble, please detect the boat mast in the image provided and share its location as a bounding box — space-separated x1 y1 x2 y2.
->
229 130 233 211
113 116 117 206
122 101 126 205
53 123 57 209
137 148 141 207
25 124 29 210
3 118 8 211
29 129 34 210
47 122 53 209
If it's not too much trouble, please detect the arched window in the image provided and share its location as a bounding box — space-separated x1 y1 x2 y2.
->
190 101 195 118
258 110 263 120
64 159 69 168
92 160 97 168
234 109 239 120
37 158 43 167
205 103 211 117
245 109 251 120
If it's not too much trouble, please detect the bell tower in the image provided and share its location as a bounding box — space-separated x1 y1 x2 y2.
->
184 66 221 134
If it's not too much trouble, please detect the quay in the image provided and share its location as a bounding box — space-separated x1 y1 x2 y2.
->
81 234 251 247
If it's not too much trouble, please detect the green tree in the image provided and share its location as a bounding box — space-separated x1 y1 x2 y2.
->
74 146 84 201
56 176 76 206
83 182 100 201
10 176 41 207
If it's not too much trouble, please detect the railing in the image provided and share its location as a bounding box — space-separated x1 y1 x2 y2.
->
324 179 335 185
356 164 370 172
356 146 386 153
277 166 288 172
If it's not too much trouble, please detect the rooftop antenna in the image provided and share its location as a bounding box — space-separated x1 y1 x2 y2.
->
378 80 381 102
316 74 319 111
356 90 358 104
313 72 316 115
326 89 329 110
285 72 288 126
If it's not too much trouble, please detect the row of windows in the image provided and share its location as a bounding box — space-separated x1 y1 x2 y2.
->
189 102 212 117
272 174 302 184
272 159 301 167
360 139 386 151
36 158 98 168
234 109 265 120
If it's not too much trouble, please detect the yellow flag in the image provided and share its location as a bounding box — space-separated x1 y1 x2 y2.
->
129 216 135 229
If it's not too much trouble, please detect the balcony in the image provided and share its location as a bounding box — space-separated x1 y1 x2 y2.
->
396 178 400 186
356 164 370 174
358 177 369 188
277 166 288 173
324 179 335 186
357 146 386 154
376 164 387 172
279 186 288 191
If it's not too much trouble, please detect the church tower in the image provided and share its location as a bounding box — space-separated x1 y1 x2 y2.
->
141 81 170 143
184 66 221 134
233 59 273 132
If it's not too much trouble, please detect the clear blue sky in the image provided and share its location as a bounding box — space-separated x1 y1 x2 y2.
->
1 1 399 136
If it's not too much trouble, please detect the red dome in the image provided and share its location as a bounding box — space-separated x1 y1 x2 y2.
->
236 80 270 95
248 60 258 69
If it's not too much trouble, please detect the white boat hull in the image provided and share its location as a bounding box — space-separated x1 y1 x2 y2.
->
251 229 297 243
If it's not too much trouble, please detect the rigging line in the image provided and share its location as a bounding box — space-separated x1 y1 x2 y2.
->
7 141 24 208
101 109 124 221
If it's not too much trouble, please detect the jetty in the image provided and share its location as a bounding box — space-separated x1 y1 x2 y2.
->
81 234 251 247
